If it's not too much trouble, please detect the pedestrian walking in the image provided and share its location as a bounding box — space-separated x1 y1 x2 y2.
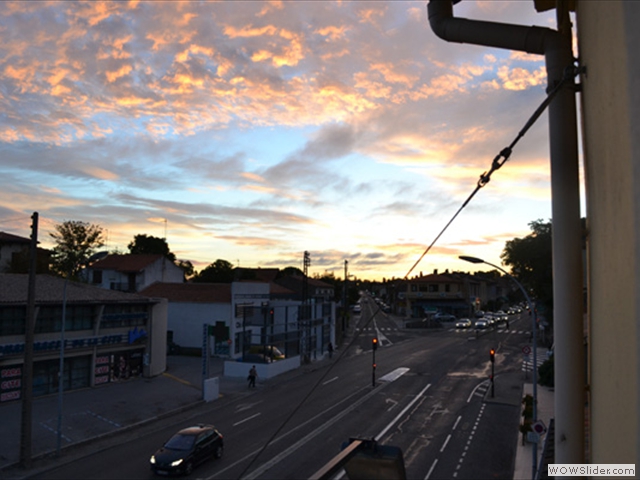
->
248 365 257 388
327 342 334 358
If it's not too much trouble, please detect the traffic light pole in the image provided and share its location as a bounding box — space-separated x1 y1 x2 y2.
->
490 348 495 398
372 349 376 387
491 360 495 398
372 338 378 388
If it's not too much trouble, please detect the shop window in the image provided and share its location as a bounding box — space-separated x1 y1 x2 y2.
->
32 356 90 397
110 350 144 381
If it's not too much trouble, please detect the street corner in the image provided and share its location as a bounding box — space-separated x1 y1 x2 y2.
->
483 371 524 407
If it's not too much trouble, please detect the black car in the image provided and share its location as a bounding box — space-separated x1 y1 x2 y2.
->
150 424 223 476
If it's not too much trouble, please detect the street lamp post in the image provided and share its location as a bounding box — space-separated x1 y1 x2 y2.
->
459 255 538 480
56 276 68 456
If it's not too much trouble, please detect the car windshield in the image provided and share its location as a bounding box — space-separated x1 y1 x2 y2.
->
164 434 196 451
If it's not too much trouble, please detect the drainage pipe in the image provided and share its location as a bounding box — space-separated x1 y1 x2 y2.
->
428 0 585 467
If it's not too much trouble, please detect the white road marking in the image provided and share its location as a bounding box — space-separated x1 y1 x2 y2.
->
440 434 452 452
233 412 261 427
425 459 438 480
322 376 339 385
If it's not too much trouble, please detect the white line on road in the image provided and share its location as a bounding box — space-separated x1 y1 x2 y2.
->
440 434 451 453
425 459 438 480
375 383 432 441
467 380 489 403
322 376 339 385
328 379 429 480
233 412 261 427
453 415 462 431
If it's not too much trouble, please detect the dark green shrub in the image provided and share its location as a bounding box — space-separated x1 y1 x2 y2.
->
538 355 554 387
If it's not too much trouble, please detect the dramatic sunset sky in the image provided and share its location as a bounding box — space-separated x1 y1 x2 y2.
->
0 1 572 280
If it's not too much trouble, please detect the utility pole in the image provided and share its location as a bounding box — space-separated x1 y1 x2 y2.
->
342 260 348 335
21 212 38 468
303 251 310 362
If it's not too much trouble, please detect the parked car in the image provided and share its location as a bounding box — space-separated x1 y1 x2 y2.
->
248 345 285 360
455 318 472 329
238 353 272 364
150 424 223 476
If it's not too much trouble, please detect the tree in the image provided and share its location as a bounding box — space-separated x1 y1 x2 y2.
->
127 234 176 262
193 259 235 283
277 266 304 278
176 259 195 280
501 219 553 317
50 220 105 279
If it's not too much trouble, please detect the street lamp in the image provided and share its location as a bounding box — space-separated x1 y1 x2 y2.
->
459 255 538 479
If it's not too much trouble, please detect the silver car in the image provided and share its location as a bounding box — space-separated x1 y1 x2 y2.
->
455 318 472 329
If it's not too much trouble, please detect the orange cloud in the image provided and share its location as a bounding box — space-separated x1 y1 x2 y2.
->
223 24 278 39
106 64 133 83
315 25 349 41
370 62 418 86
80 166 119 181
241 172 266 183
497 65 546 90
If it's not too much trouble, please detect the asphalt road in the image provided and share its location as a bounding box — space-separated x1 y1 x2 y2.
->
30 305 530 480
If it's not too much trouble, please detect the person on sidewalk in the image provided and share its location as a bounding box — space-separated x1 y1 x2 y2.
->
248 365 257 388
327 342 334 358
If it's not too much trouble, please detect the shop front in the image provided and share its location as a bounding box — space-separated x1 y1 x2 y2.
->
0 273 168 403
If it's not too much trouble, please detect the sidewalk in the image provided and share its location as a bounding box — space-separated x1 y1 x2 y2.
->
0 355 256 477
512 356 555 479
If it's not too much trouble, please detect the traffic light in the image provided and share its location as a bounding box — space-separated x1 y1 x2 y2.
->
372 337 379 351
490 348 495 363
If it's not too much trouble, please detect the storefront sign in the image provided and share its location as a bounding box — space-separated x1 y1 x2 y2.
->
0 334 126 356
1 365 22 402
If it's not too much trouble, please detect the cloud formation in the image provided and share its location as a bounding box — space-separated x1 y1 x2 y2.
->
0 1 559 279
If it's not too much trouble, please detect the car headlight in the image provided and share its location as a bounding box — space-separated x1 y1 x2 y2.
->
170 459 183 467
150 455 156 464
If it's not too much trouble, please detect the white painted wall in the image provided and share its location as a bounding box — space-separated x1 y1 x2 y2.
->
167 302 231 349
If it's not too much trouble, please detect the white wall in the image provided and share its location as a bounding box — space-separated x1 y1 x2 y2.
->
167 302 231 349
577 0 640 464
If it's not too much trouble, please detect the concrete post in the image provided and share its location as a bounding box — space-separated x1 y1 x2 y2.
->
545 42 585 465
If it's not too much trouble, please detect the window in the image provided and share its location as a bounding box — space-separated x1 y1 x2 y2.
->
92 270 103 284
0 306 26 336
32 355 90 397
101 304 148 328
428 285 438 293
36 305 94 333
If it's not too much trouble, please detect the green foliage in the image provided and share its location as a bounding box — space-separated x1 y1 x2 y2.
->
193 259 235 283
176 259 195 280
538 355 554 387
50 220 105 279
127 234 176 262
501 219 553 316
